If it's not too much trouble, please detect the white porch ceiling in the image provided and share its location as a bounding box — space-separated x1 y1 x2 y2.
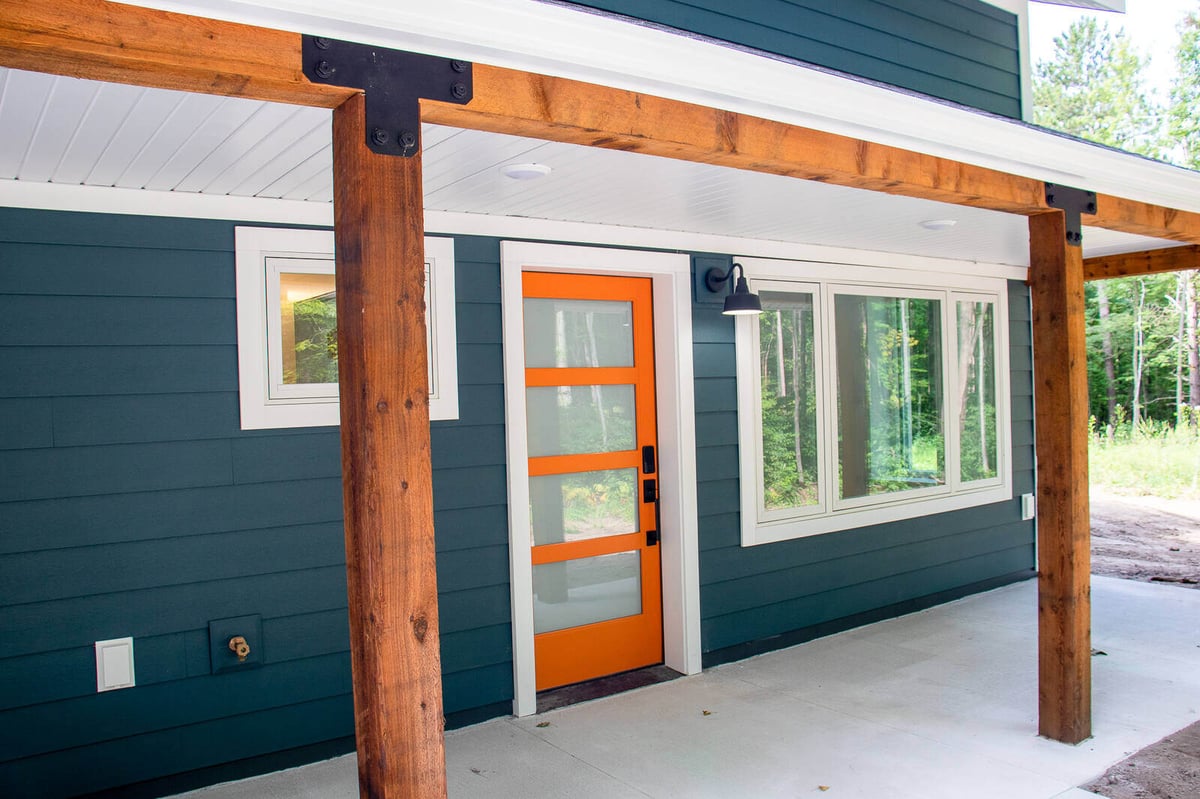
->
0 67 1177 268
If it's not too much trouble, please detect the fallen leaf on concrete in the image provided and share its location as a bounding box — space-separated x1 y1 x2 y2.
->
536 722 550 728
818 786 830 792
702 709 712 716
1092 649 1108 656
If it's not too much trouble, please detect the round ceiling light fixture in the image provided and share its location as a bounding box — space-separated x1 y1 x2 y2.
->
500 163 553 180
919 219 958 231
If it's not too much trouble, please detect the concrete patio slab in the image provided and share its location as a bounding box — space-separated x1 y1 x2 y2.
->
170 575 1200 799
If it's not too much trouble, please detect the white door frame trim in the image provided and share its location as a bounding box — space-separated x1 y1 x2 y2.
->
500 240 701 717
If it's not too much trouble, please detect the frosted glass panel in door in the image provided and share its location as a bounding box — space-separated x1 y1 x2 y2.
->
526 385 636 457
530 468 639 546
533 551 642 634
523 298 634 368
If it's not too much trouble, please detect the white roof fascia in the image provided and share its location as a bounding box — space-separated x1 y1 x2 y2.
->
1029 1 1125 12
122 0 1197 215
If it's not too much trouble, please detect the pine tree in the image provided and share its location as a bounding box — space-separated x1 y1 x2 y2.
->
1033 17 1163 157
1168 11 1200 169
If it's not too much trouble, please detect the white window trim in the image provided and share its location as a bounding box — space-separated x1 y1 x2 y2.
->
500 241 701 717
735 257 1012 547
234 226 459 429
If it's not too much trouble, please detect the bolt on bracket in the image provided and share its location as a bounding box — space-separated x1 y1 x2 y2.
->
303 36 473 157
1044 183 1097 247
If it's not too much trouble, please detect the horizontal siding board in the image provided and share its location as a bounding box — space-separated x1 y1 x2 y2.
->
263 609 349 662
432 424 507 469
0 296 236 346
0 695 356 799
691 307 735 344
453 259 502 304
696 477 739 519
0 208 238 251
0 398 53 449
693 377 737 413
701 546 1034 651
0 653 354 762
442 662 513 714
436 544 510 593
447 234 501 266
698 511 741 551
434 382 505 427
0 566 350 659
1 242 233 298
441 624 513 673
700 521 1032 617
564 0 1020 116
0 522 346 606
0 478 344 554
0 345 238 397
231 431 341 484
0 439 233 502
694 411 738 446
457 343 504 385
438 584 511 635
51 392 241 445
693 342 736 378
696 444 739 482
701 500 1024 584
434 504 511 552
432 465 508 511
455 301 503 344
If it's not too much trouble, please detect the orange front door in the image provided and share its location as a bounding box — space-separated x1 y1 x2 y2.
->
522 271 663 691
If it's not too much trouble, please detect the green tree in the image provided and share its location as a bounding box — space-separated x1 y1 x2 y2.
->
1168 11 1200 168
1033 17 1163 157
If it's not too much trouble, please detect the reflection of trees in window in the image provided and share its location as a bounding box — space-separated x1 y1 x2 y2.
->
290 290 338 384
836 295 944 499
758 294 818 510
957 301 998 482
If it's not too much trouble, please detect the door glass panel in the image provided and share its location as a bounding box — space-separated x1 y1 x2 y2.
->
524 298 634 368
526 385 636 457
530 468 639 546
533 551 642 634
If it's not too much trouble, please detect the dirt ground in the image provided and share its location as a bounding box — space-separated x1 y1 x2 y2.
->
1082 493 1200 798
1089 493 1200 588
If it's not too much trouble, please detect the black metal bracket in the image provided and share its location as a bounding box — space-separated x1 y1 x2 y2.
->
1044 183 1097 247
303 36 473 157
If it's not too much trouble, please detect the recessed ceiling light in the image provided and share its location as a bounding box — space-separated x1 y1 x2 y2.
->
920 219 958 231
500 163 552 180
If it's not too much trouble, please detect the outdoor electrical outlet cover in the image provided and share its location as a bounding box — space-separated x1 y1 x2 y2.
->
1021 493 1037 521
208 614 264 674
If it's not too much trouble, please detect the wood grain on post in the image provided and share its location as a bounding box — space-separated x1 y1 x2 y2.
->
333 92 448 798
1028 211 1092 744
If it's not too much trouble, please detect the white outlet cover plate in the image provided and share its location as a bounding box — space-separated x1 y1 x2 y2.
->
95 637 135 692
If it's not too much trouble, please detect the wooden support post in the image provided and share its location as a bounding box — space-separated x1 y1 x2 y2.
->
1028 211 1092 744
332 92 448 798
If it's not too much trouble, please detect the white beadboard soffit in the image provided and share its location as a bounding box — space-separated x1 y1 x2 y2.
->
0 66 1183 266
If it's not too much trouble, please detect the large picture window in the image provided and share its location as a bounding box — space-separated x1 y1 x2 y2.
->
736 259 1011 545
235 227 458 429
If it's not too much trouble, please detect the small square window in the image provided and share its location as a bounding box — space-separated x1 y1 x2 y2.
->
235 227 458 429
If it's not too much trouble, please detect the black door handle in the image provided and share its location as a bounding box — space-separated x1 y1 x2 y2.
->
643 478 660 546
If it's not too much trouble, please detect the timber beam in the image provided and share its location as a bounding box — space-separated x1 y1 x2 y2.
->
1084 244 1200 281
1029 211 1093 744
4 0 1200 245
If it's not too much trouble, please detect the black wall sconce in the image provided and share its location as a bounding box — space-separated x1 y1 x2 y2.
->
705 262 763 316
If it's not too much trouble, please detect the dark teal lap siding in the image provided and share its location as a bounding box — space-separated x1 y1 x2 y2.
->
0 209 511 798
693 279 1036 663
563 0 1022 118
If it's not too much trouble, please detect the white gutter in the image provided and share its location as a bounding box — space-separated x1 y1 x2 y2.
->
127 0 1197 214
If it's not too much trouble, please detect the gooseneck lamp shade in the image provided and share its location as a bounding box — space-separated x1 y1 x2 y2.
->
705 262 763 316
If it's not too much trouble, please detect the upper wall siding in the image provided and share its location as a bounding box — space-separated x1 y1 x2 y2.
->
0 210 511 798
692 278 1036 660
563 0 1022 118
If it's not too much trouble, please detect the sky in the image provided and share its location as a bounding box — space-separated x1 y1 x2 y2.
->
1028 0 1199 101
